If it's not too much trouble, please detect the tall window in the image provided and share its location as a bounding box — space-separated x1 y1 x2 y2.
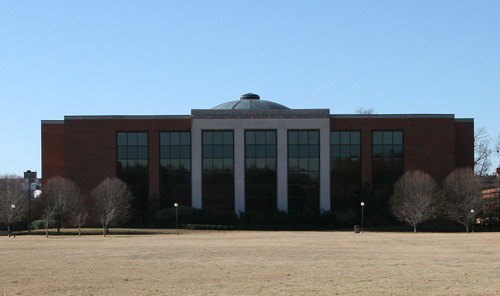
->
116 132 149 224
245 130 277 212
331 131 362 212
288 130 320 211
372 131 404 221
202 131 234 213
160 132 191 209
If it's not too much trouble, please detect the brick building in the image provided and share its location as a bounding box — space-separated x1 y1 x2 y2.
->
41 94 474 224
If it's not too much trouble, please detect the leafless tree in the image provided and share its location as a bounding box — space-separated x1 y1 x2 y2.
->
474 127 492 176
355 107 375 115
41 206 55 238
42 177 82 233
389 170 439 233
0 175 28 237
443 168 485 233
91 178 133 237
69 194 90 237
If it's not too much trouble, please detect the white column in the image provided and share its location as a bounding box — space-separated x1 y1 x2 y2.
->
191 124 202 209
276 127 288 212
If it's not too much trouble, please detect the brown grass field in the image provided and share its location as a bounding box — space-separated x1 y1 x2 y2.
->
2 230 500 296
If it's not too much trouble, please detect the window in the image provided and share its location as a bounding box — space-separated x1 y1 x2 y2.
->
202 131 234 213
160 132 191 208
288 130 320 211
245 130 277 212
331 131 362 212
116 132 149 224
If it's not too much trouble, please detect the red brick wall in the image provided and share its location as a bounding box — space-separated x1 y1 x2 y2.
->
41 121 65 184
454 120 474 169
331 116 459 185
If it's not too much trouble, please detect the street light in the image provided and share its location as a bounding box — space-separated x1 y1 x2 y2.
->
360 202 365 234
27 170 31 234
10 204 16 238
174 203 179 235
471 209 475 234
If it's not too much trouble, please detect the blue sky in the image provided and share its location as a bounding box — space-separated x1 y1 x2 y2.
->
1 1 499 176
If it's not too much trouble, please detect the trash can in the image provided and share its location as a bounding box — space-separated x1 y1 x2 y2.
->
354 225 360 233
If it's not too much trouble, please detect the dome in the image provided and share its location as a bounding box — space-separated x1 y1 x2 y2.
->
212 93 290 110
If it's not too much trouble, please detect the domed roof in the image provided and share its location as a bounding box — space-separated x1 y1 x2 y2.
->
212 93 290 110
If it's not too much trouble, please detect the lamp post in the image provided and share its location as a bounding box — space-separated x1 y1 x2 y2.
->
10 204 16 238
174 203 179 235
27 170 31 234
471 209 475 234
360 202 365 234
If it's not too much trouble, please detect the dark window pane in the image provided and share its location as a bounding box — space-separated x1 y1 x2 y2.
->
203 132 212 145
331 132 340 145
351 132 361 145
383 145 392 157
256 131 266 144
340 145 350 158
256 158 266 169
117 133 128 146
181 132 190 145
118 159 127 168
289 131 298 144
393 131 403 145
128 146 138 158
223 158 233 171
341 131 350 144
203 145 213 158
128 133 138 145
309 132 319 144
266 131 276 144
373 145 383 157
383 131 393 144
160 133 170 145
266 158 276 171
138 146 148 159
223 145 233 158
160 146 170 159
246 144 256 157
309 158 319 171
128 159 137 167
170 146 180 158
266 145 276 158
373 132 382 144
180 146 190 159
289 145 299 158
246 131 255 144
299 158 308 171
214 158 223 170
299 145 308 157
330 145 340 158
203 159 212 171
181 159 191 171
256 145 266 158
118 146 127 159
246 158 256 169
351 145 361 158
213 132 223 145
299 131 309 144
160 159 169 168
138 133 148 146
309 144 319 157
171 132 180 145
393 144 403 157
171 159 180 170
213 145 223 158
223 131 233 145
289 158 299 171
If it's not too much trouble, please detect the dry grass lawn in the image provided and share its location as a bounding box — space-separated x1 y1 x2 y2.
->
1 230 500 295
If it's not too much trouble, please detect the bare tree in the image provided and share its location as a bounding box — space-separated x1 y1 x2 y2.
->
41 206 55 238
42 177 82 233
0 175 28 237
355 107 375 115
389 170 439 233
443 168 485 233
474 127 492 176
92 178 133 237
69 194 90 236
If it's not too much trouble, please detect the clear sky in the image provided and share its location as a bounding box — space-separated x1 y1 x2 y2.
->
1 1 499 177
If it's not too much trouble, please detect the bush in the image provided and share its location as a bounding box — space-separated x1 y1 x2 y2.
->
31 219 55 230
